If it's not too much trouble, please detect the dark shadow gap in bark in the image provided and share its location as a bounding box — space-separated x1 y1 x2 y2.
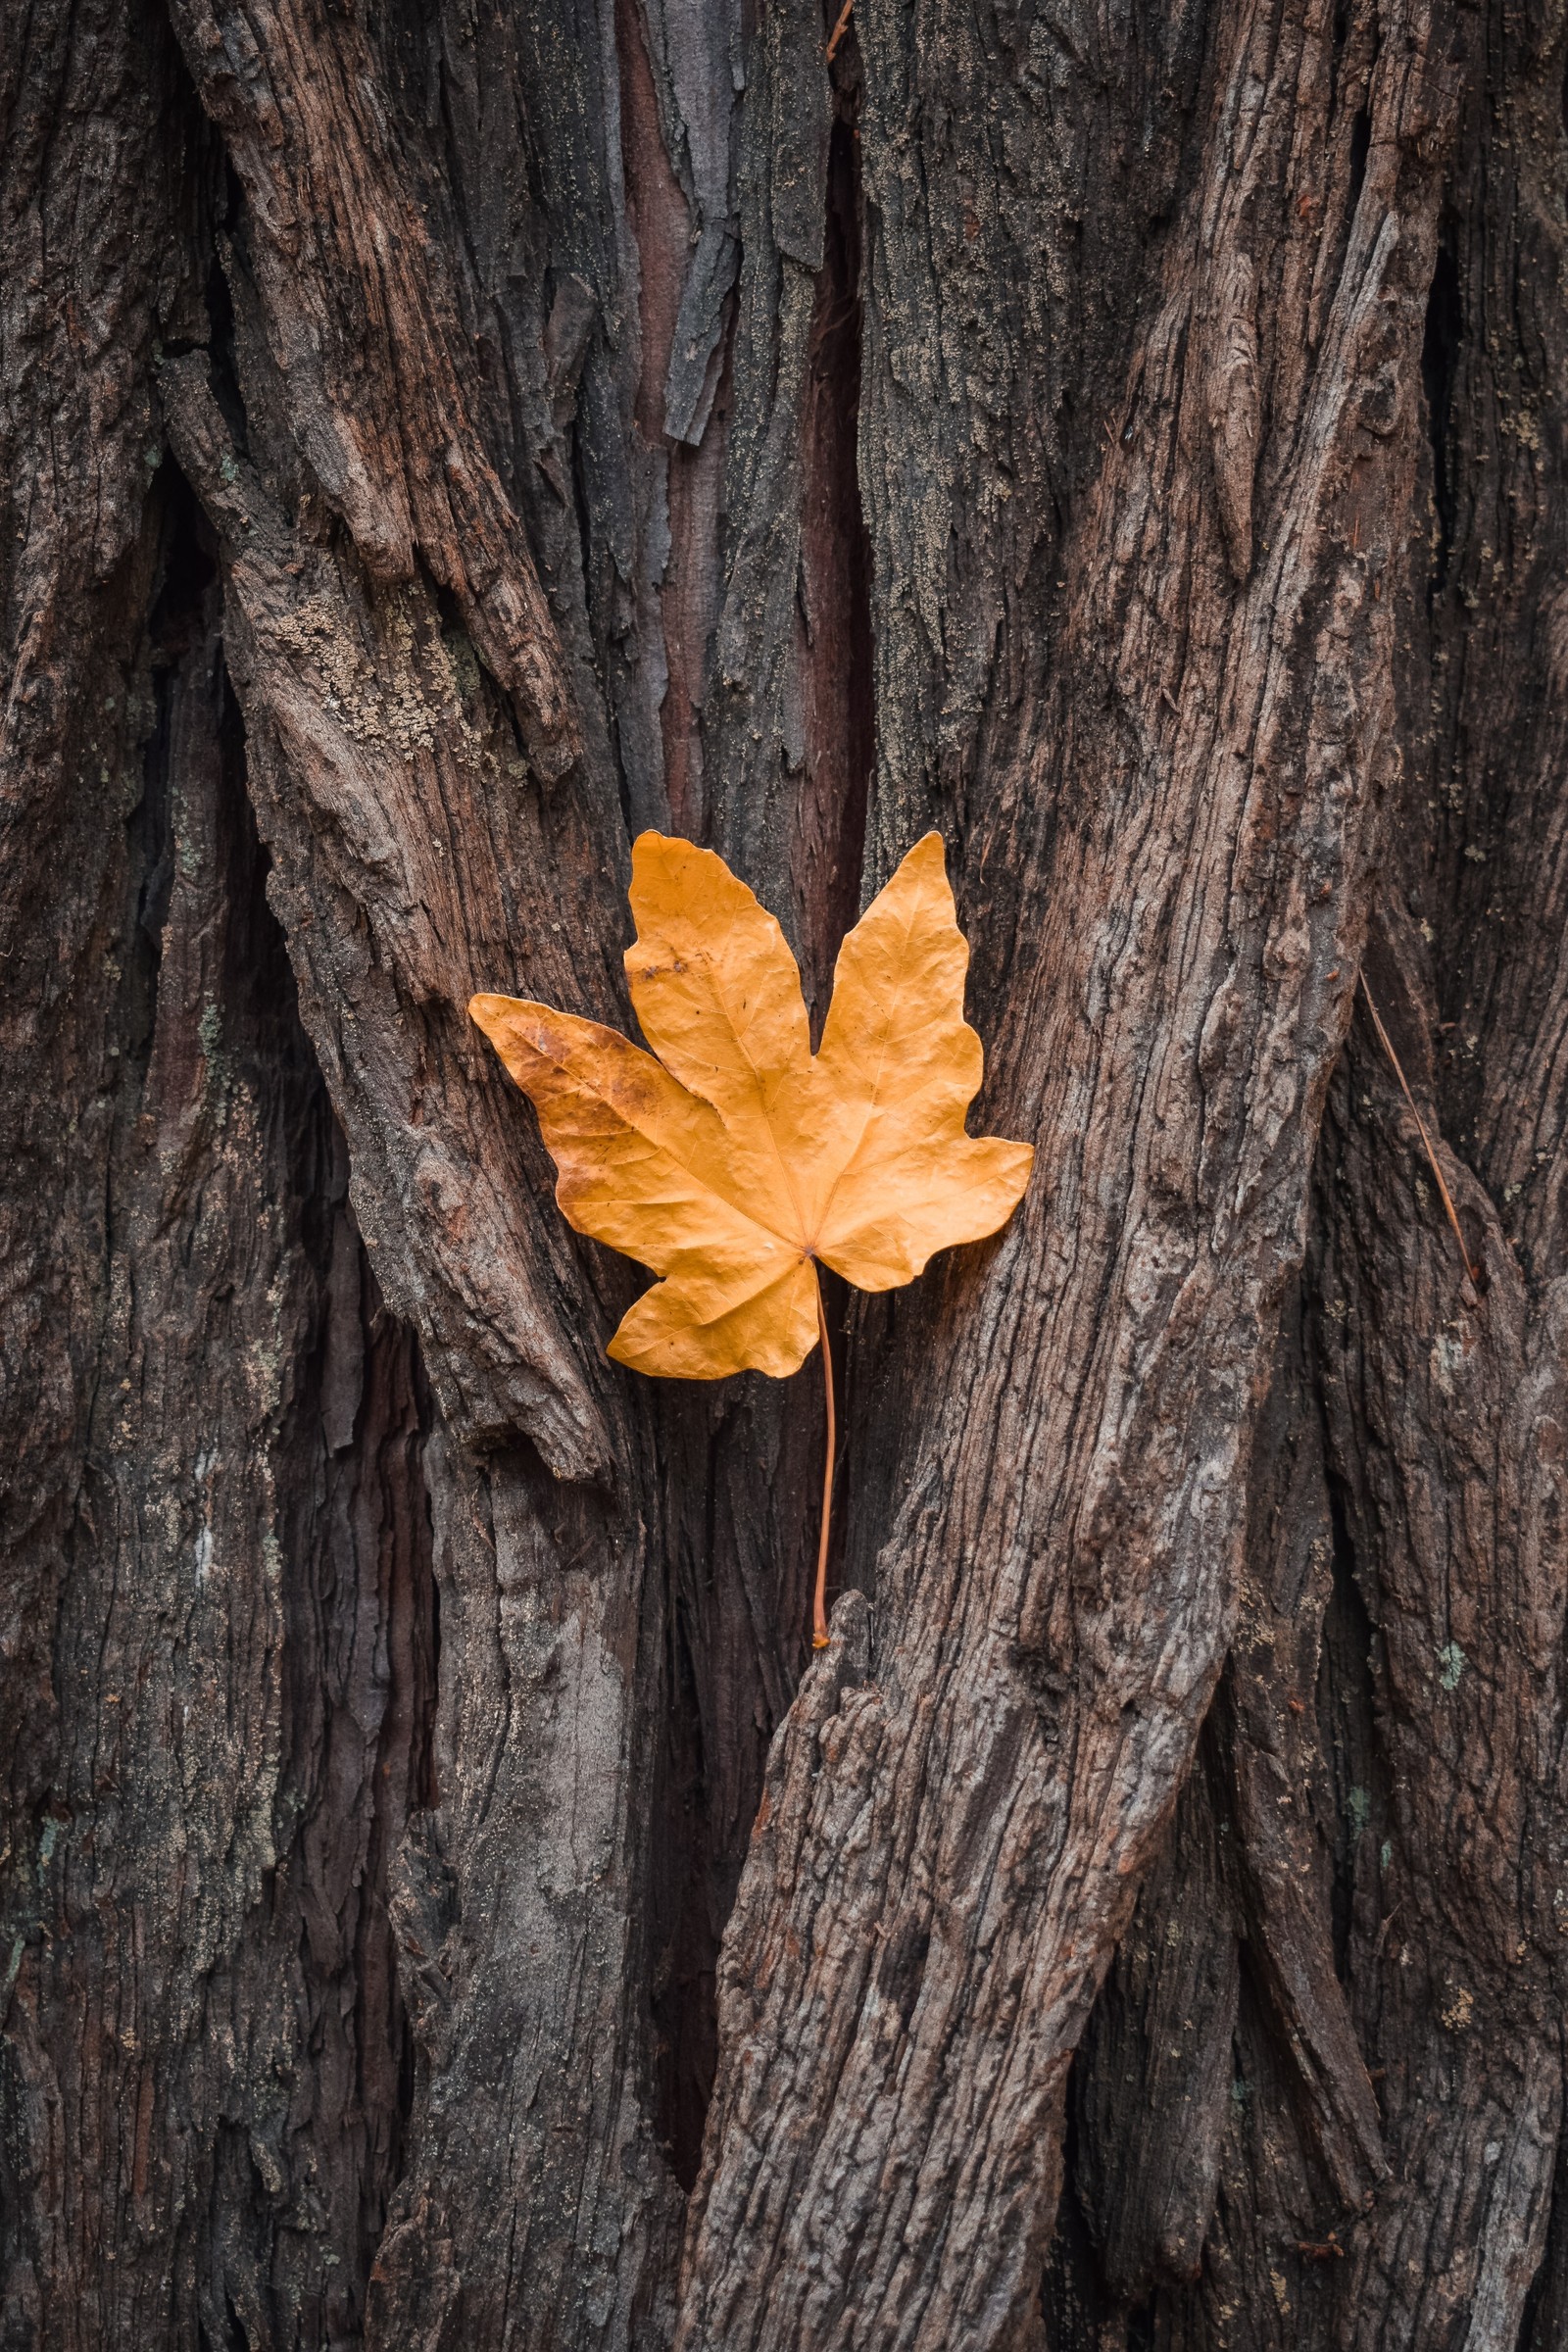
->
212 672 315 1100
793 36 872 1662
310 1243 440 2240
646 1365 818 2191
1421 223 1462 599
234 761 437 2341
795 29 874 1034
1054 1716 1241 2334
204 162 250 454
613 0 737 844
1315 1451 1387 1995
1519 2114 1568 2350
1044 2058 1161 2348
649 1498 714 2192
815 1259 854 1624
125 463 220 1075
1346 104 1372 228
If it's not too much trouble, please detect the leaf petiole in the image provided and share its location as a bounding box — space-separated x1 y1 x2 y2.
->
812 1266 836 1649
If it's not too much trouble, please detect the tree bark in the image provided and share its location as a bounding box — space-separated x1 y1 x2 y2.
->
2 0 1564 2338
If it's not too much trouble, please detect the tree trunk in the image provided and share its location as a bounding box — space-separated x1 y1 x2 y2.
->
3 0 1564 2336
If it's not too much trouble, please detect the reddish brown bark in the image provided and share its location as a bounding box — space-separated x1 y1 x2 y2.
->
4 0 1566 2337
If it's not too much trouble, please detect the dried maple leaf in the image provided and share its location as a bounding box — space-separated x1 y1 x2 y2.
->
470 830 1032 1642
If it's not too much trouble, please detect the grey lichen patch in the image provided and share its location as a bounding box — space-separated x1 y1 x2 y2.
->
274 587 477 758
197 995 234 1121
245 1266 292 1438
1438 1641 1466 1691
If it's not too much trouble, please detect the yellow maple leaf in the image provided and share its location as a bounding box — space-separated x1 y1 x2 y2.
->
470 829 1032 1375
470 830 1033 1642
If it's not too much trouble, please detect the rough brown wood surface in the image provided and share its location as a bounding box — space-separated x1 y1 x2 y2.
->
3 0 1565 2336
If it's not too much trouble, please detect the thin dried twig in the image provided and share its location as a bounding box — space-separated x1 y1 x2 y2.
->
1297 2231 1347 2263
1359 972 1479 1287
1372 1896 1405 1964
825 0 854 61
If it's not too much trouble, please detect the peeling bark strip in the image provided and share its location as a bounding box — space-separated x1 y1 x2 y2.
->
164 0 577 773
6 0 1568 2329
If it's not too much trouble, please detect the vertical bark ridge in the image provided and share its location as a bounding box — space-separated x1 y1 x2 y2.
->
1058 1292 1388 2340
702 0 828 914
677 0 1459 2335
613 0 735 839
1310 987 1565 2351
368 1437 682 2352
1 0 203 1933
1214 42 1568 2277
3 445 436 2340
1044 0 1568 2321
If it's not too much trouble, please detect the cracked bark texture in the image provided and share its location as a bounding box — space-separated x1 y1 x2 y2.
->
2 0 1565 2335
